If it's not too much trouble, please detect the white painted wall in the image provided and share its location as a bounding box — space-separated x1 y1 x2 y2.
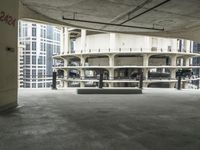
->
74 33 178 52
74 33 110 53
0 0 19 110
116 34 150 51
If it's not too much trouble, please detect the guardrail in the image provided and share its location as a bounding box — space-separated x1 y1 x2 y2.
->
53 48 200 55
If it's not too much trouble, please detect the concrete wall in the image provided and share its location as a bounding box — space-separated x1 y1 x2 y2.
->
88 57 109 66
74 33 178 52
87 56 165 66
149 58 166 66
116 34 150 50
0 0 19 110
86 34 110 51
74 33 110 52
115 57 143 66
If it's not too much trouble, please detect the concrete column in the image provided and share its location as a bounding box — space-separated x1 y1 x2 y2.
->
80 56 86 66
60 28 64 54
80 82 85 87
169 83 176 88
0 0 19 111
184 40 190 53
109 33 117 51
81 29 86 52
108 82 114 88
143 82 149 88
143 69 149 80
64 59 68 66
109 54 115 66
170 55 177 66
190 41 193 53
63 81 68 88
63 27 70 54
80 69 85 79
62 69 68 89
183 82 189 89
170 69 176 79
109 69 115 80
184 57 190 66
143 54 150 66
64 69 68 79
172 39 178 52
180 58 184 66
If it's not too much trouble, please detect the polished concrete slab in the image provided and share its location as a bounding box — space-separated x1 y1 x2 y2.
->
77 88 142 94
0 88 200 150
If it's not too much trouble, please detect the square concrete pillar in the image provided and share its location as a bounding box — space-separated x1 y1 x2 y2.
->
109 55 115 66
80 69 85 79
109 69 115 80
0 0 19 111
143 69 149 80
64 69 68 79
170 55 177 66
184 57 190 66
80 56 85 66
143 54 149 66
170 69 176 79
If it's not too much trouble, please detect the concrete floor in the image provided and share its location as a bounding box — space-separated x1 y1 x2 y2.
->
0 88 200 150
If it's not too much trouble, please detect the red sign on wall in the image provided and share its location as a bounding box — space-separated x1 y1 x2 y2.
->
0 11 16 27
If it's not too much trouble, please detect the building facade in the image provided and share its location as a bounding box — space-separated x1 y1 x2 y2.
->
18 21 62 88
54 29 200 89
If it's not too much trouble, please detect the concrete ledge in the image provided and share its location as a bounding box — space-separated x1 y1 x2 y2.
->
77 88 142 94
0 102 18 113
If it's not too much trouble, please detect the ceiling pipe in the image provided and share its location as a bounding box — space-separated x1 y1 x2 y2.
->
120 0 171 25
62 16 164 31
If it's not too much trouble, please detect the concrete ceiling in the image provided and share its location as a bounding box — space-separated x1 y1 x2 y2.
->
20 0 200 41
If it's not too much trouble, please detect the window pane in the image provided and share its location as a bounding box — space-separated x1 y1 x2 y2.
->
32 42 36 50
32 28 36 37
32 56 36 64
25 56 30 64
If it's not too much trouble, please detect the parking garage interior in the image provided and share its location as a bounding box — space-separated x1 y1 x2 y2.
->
1 0 200 150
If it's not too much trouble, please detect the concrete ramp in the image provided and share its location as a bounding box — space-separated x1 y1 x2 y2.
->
77 88 142 94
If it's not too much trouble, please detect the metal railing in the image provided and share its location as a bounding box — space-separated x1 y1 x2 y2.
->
53 48 200 55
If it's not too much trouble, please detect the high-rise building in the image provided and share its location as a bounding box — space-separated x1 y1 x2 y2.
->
192 42 200 88
53 29 200 89
18 43 25 88
18 21 62 88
